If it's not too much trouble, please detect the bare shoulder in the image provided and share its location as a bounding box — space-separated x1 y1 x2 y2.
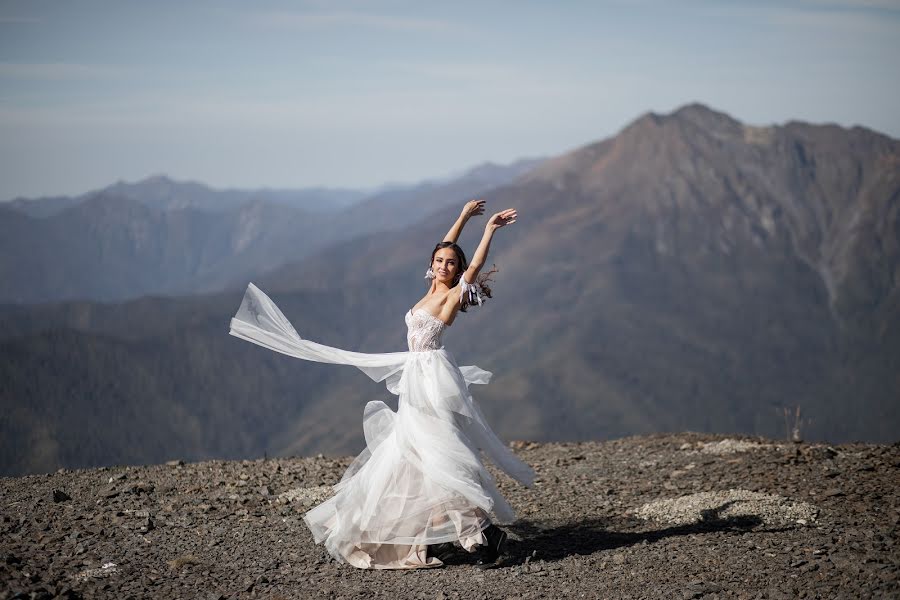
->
438 285 464 325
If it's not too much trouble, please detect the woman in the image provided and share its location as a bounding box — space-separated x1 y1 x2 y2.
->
228 200 534 569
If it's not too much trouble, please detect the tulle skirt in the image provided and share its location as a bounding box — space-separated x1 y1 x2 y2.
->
229 283 535 569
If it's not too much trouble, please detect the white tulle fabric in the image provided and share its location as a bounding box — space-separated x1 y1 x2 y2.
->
228 282 534 569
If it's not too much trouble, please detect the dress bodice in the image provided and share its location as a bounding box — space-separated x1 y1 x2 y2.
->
405 309 446 352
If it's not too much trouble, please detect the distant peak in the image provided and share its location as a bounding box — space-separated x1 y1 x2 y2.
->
671 103 741 130
672 102 723 118
139 174 176 185
621 103 742 141
463 161 500 176
630 103 739 128
105 174 176 190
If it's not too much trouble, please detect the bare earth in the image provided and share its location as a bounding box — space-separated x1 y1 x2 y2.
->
2 433 898 599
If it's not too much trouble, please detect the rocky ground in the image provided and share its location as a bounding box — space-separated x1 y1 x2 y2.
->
2 433 898 599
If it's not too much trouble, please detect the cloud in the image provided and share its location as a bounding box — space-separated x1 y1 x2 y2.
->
0 62 125 81
247 10 461 33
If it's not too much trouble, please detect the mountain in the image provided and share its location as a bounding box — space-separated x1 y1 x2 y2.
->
3 175 365 217
96 175 368 214
331 157 543 240
254 103 898 454
0 161 540 304
1 103 897 477
0 192 337 303
3 194 82 218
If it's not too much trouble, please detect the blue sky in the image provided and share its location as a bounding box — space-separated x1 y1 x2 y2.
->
1 0 898 199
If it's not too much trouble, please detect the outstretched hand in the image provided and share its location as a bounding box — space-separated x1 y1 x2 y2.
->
486 208 517 232
461 199 486 220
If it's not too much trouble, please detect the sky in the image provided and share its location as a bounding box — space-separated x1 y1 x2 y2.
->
1 0 898 200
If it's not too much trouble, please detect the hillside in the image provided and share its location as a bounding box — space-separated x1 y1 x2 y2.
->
0 160 538 304
1 434 897 598
260 103 900 448
1 103 898 477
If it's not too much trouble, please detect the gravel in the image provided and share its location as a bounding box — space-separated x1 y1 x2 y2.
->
276 485 333 507
2 432 898 599
689 439 784 455
633 489 820 527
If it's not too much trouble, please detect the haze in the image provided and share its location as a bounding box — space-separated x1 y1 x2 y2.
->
1 0 898 199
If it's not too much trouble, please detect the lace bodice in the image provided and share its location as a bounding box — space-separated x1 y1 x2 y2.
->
405 309 446 352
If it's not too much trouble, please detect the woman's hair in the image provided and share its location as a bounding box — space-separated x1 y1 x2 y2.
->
429 242 496 312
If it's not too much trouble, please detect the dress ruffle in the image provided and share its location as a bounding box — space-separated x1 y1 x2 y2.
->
228 283 534 568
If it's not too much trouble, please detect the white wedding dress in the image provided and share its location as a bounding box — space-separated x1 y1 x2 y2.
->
228 281 535 569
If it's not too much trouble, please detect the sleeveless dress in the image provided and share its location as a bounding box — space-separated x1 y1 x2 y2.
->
228 281 535 569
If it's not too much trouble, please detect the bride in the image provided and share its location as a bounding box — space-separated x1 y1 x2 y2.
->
228 200 535 569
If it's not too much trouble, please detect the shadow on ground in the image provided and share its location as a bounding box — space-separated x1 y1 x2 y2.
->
442 508 791 567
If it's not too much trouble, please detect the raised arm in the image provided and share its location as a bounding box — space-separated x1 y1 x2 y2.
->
462 208 517 284
443 199 485 244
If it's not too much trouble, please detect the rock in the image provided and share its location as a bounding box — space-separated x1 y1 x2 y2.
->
52 489 71 502
140 517 154 532
1 433 897 598
127 482 154 495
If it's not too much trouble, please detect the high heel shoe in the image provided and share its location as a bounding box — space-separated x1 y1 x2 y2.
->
426 542 458 563
475 524 508 568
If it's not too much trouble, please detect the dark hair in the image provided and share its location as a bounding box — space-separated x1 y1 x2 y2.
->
429 242 496 312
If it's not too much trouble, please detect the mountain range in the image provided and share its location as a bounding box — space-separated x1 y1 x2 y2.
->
0 159 540 303
1 103 897 477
